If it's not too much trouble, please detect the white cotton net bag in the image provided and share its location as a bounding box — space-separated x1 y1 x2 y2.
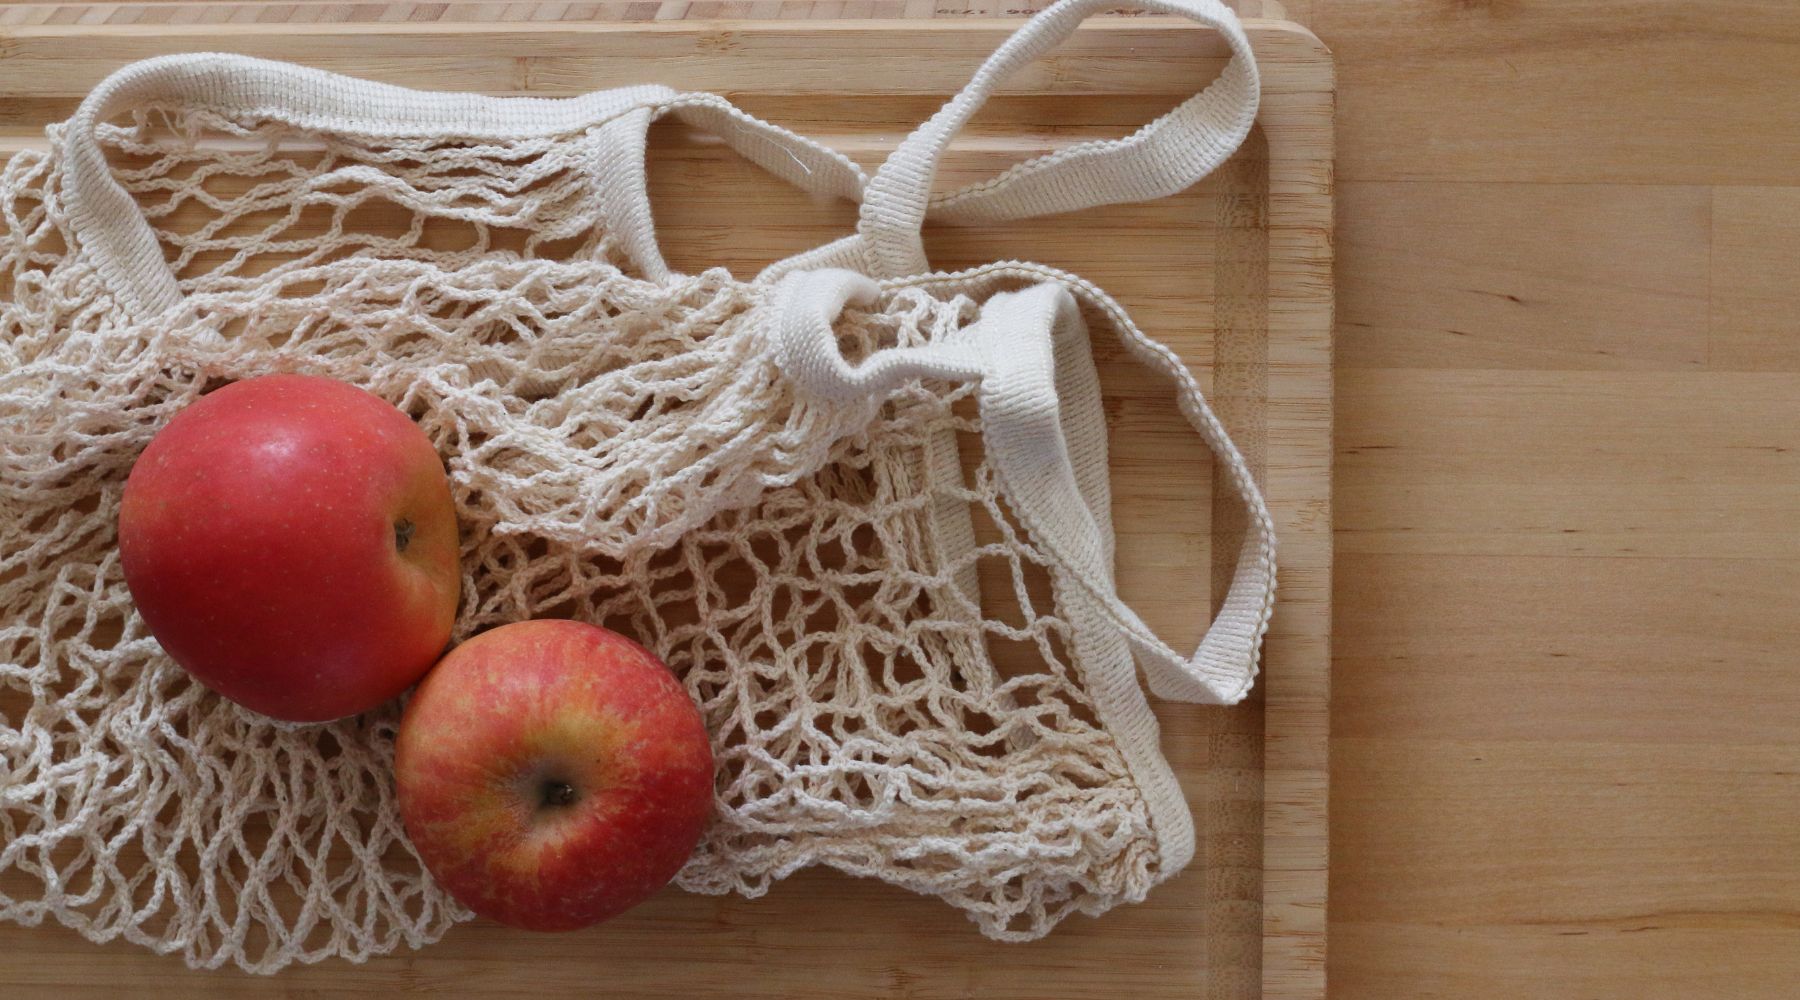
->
0 0 1274 973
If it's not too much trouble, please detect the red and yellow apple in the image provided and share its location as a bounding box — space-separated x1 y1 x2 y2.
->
118 373 460 722
395 619 714 932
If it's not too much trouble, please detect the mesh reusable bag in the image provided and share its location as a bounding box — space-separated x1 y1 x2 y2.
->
0 0 1275 972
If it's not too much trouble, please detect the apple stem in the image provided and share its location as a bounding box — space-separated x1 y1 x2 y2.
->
394 518 416 553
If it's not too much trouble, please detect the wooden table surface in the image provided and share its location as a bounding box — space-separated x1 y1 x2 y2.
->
1319 1 1800 996
4 2 1799 999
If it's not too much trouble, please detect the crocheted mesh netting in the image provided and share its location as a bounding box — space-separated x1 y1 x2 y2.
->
0 105 1163 972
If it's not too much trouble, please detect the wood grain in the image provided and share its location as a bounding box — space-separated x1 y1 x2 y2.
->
0 8 1333 1000
1318 0 1800 186
1711 187 1800 372
1336 369 1800 561
1322 1 1800 997
1338 182 1712 372
29 2 1800 999
1333 737 1800 999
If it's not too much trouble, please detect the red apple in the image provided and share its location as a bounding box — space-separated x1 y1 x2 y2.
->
118 374 460 722
395 619 714 932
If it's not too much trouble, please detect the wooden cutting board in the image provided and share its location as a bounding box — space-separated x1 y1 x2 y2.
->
0 10 1333 999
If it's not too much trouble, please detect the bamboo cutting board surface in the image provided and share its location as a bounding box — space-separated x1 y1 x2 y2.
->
0 7 1332 999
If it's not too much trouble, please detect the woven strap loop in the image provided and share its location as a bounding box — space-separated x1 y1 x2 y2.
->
57 52 868 314
772 265 1274 704
853 0 1259 278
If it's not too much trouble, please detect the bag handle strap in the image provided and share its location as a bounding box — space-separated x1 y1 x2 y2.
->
854 0 1259 279
58 52 869 316
772 265 1275 704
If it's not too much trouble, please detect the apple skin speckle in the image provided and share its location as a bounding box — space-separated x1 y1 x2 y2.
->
117 373 460 723
395 620 714 933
